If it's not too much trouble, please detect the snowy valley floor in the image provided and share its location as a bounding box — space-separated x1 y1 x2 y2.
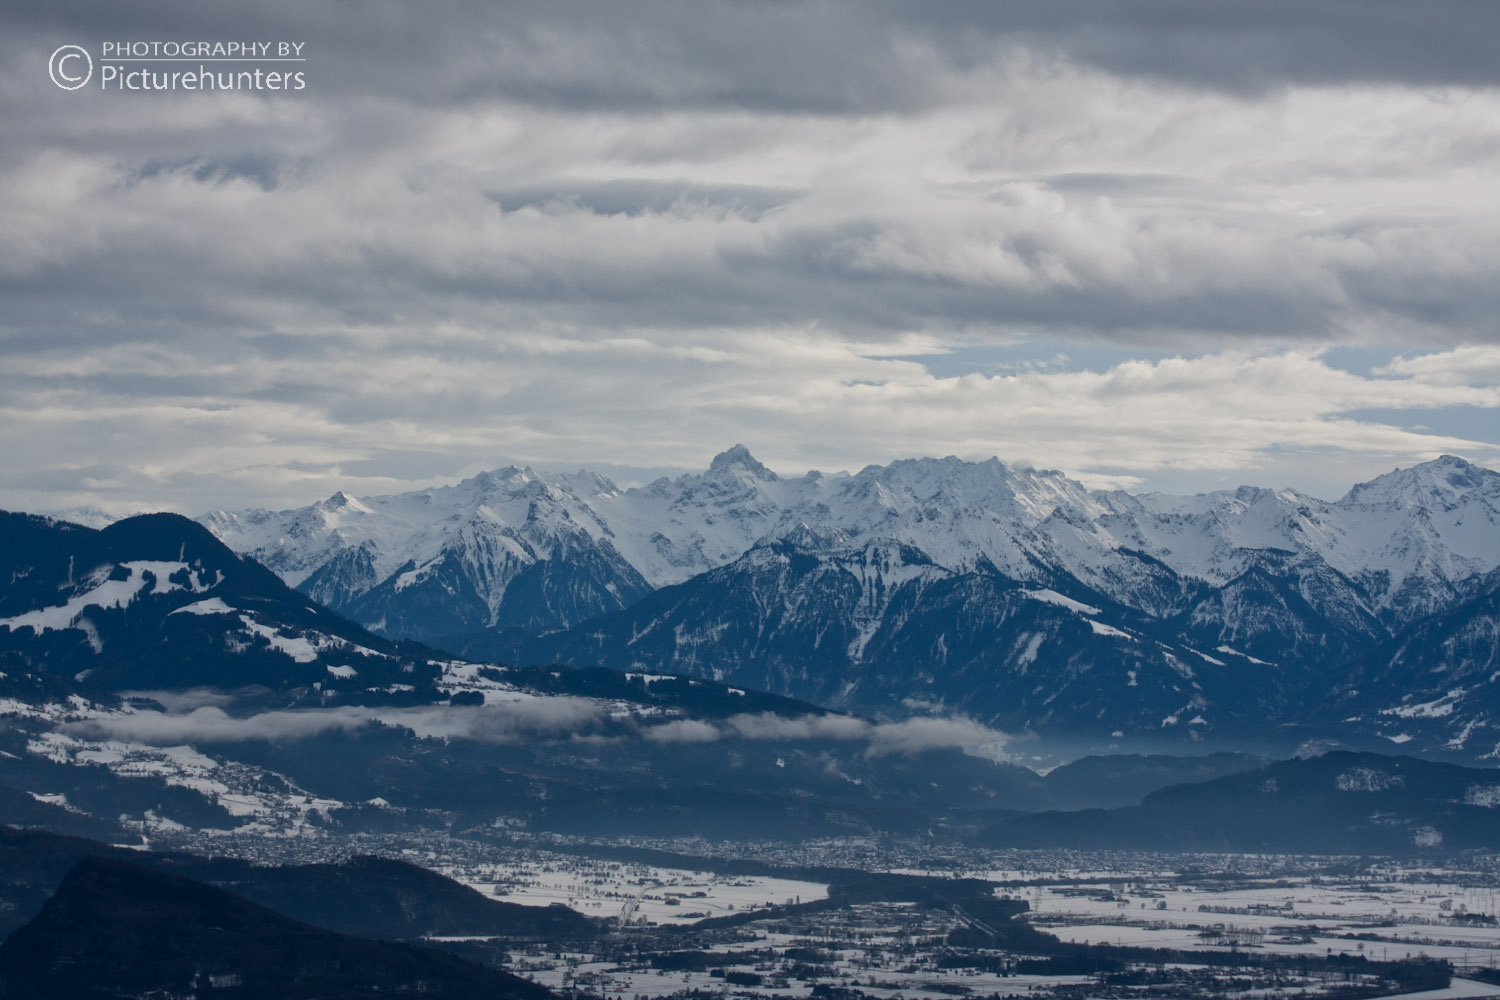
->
135 828 1500 999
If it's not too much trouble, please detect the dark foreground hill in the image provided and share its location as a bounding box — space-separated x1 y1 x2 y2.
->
0 826 597 945
0 856 554 1000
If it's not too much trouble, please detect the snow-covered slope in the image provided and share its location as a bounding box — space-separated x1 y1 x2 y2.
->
200 448 1500 641
202 467 651 641
1103 455 1500 622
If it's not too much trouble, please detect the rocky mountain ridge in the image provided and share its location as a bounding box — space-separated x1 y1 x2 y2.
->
202 450 1500 634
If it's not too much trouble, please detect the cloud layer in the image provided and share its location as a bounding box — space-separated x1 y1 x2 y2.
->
68 703 1013 760
4 2 1499 510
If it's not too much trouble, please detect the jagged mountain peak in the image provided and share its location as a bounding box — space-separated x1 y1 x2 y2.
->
315 490 373 515
779 520 847 550
463 465 535 492
1342 454 1500 507
707 444 778 481
45 506 123 530
1227 483 1307 505
458 465 628 508
552 468 621 497
863 453 1078 496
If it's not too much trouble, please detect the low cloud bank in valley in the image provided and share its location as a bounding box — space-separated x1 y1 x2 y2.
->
70 702 1012 758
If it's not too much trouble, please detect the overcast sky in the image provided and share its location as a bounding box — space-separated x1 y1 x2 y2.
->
4 1 1500 514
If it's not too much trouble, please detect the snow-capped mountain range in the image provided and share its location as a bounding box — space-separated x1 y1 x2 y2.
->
197 448 1500 756
204 448 1500 624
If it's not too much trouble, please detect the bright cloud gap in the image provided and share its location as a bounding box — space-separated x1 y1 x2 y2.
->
12 345 1500 516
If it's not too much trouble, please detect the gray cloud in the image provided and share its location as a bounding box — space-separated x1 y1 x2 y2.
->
122 689 238 713
3 2 1500 512
667 711 1014 758
859 716 1014 759
642 719 721 744
67 706 376 744
67 697 612 745
14 1 1500 112
723 713 872 743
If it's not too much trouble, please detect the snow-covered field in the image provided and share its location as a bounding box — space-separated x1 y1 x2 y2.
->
1022 866 1500 971
435 854 827 925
